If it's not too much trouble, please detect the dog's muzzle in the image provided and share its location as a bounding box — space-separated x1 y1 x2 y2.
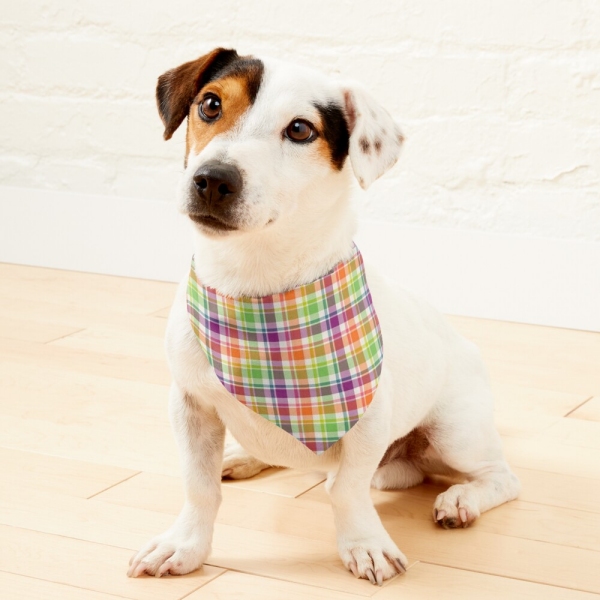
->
189 160 243 231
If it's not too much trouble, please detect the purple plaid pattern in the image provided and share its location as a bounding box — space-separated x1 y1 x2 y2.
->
187 245 383 453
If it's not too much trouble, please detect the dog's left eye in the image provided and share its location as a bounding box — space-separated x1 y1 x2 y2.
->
199 94 222 122
284 119 315 143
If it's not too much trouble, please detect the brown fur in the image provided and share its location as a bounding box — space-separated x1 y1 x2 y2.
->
343 90 357 133
156 48 239 141
187 76 255 155
378 428 430 468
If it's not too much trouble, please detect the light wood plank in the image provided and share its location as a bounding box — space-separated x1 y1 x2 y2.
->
0 486 385 597
374 562 600 600
0 295 171 339
98 470 324 516
447 315 600 360
191 570 367 600
0 360 178 474
0 316 82 343
51 323 167 361
537 418 600 450
0 525 223 600
93 470 600 590
298 484 600 593
492 383 587 418
475 499 600 551
98 470 600 552
3 263 600 599
304 480 600 552
514 467 600 514
502 436 600 479
0 263 177 316
568 396 600 422
222 466 325 498
0 414 180 476
492 383 588 438
0 338 170 385
0 362 169 423
0 572 125 600
448 315 600 396
0 447 137 499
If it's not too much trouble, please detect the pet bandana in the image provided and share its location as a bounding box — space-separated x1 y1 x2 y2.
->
186 245 383 453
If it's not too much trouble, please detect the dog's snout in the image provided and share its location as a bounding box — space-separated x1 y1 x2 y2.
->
193 161 242 207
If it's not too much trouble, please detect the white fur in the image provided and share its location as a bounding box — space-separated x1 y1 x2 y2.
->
128 54 520 584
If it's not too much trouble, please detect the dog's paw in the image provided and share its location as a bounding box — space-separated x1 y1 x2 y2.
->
222 441 269 479
127 529 210 578
338 537 407 585
433 483 480 529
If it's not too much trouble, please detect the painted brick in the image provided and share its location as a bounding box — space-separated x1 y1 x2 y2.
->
1 0 599 242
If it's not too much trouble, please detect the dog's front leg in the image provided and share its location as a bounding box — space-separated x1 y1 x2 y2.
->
328 418 408 585
128 383 224 577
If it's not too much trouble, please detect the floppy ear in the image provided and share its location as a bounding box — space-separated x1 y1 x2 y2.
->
156 48 239 140
342 83 404 189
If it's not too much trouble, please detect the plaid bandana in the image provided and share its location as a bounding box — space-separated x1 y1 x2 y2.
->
186 245 383 453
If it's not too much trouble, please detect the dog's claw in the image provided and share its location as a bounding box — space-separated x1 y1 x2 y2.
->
349 561 359 577
366 568 376 585
395 558 406 574
375 569 384 586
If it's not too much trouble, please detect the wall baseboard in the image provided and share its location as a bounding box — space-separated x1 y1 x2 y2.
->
1 185 599 332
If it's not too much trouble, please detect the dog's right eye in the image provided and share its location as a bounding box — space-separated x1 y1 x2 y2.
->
199 94 222 122
284 119 316 143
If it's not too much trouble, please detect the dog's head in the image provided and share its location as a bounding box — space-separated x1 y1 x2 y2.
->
157 48 404 236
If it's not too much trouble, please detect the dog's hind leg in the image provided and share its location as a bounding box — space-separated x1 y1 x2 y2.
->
429 389 520 529
371 459 424 490
221 439 271 479
370 428 428 490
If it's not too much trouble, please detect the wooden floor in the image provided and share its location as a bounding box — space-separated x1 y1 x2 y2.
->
1 262 599 600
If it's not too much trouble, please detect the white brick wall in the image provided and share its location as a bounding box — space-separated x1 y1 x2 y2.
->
1 0 599 241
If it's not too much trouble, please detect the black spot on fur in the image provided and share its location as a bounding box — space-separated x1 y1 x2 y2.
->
374 139 382 154
314 102 350 170
359 137 371 154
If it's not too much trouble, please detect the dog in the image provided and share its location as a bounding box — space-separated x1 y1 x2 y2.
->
127 48 520 585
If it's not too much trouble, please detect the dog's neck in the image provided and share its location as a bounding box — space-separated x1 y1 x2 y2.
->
190 188 357 298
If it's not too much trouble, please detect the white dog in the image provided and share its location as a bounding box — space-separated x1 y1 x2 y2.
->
128 48 520 585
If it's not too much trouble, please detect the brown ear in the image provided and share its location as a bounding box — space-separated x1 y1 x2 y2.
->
156 48 239 140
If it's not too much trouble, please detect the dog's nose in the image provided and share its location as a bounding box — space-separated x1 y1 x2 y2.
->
193 161 242 207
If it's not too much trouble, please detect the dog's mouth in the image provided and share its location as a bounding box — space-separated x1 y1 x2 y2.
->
188 213 238 232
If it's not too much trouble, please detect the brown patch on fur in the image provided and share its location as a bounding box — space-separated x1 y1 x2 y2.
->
374 139 382 154
156 48 239 140
187 75 255 155
343 90 357 133
359 136 371 154
156 48 263 156
378 428 430 468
